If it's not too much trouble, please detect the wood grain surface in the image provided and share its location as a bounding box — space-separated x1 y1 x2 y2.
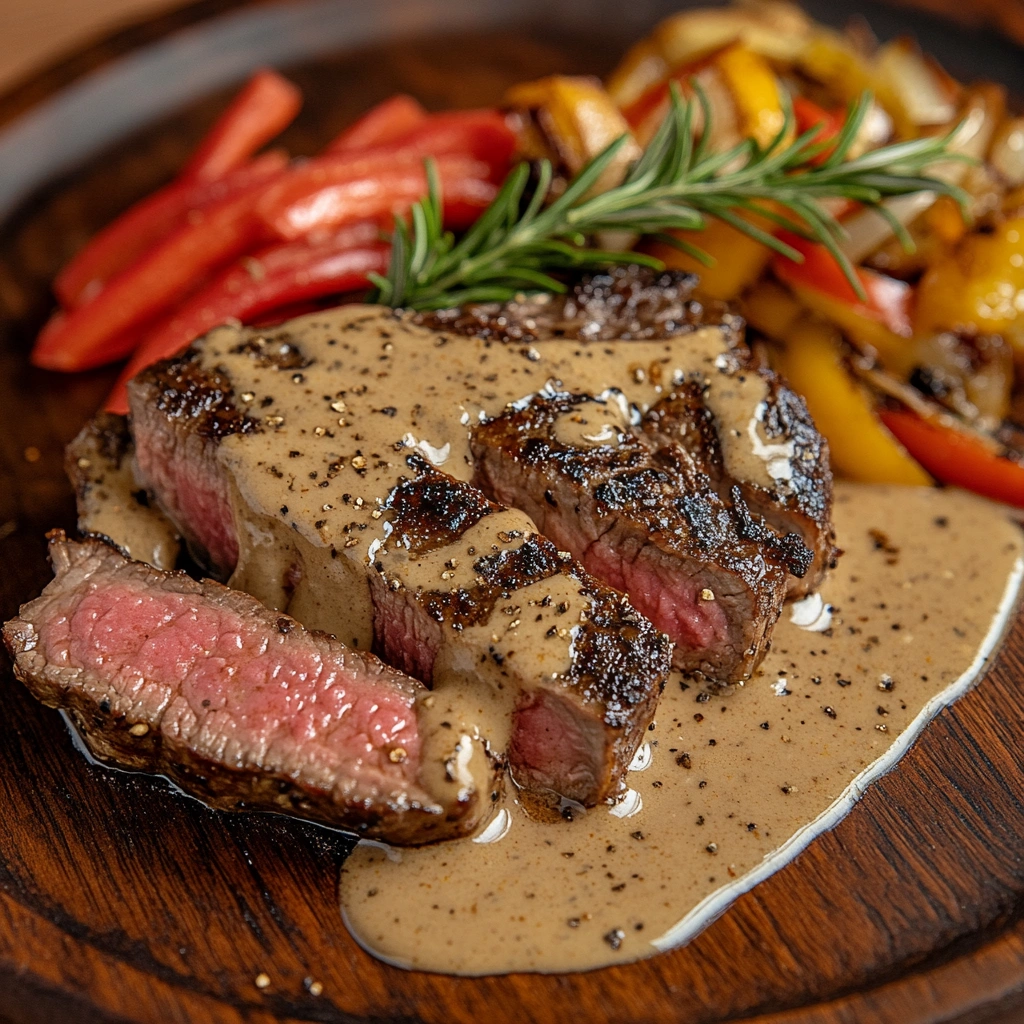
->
0 0 185 94
1 6 1024 1024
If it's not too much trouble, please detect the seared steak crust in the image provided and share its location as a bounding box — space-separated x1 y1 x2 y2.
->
384 454 493 556
376 458 670 803
423 267 835 595
417 266 741 344
644 374 835 594
471 390 789 680
3 533 480 844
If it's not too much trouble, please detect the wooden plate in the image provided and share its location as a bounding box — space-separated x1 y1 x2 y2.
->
2 2 1024 1022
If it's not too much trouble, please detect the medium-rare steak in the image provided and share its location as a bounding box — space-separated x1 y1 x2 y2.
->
471 389 791 679
130 341 671 805
2 532 486 844
120 270 834 803
421 267 836 595
374 456 668 801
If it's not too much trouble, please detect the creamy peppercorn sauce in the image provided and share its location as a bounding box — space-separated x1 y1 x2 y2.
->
86 306 1023 974
340 486 1022 973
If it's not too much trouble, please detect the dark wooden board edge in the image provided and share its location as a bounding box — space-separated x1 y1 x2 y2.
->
1 3 1024 1023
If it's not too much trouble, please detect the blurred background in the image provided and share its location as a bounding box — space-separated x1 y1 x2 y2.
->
1 0 1023 96
0 0 184 91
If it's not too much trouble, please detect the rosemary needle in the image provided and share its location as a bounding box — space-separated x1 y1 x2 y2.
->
370 84 970 309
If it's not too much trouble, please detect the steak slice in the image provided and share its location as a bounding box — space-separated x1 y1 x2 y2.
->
421 267 836 595
471 389 790 680
373 457 669 802
2 532 486 845
128 337 672 807
642 372 835 595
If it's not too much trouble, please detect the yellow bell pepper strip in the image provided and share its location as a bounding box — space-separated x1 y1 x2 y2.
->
713 45 785 149
507 76 641 197
773 234 917 373
915 215 1024 351
774 318 932 485
879 408 1024 507
622 44 783 152
742 280 803 338
641 213 773 301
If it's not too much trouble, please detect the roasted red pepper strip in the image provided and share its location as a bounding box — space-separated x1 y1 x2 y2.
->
878 409 1024 508
258 109 516 238
179 69 302 183
105 225 389 414
792 96 845 165
33 177 278 372
772 233 913 337
54 151 288 309
36 157 492 371
258 152 499 240
327 94 428 152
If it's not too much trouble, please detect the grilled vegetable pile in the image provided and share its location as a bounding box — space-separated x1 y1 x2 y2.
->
34 2 1024 508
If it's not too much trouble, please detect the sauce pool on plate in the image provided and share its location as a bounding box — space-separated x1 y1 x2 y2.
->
340 485 1023 974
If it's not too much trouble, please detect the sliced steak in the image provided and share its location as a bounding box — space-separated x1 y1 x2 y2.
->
374 457 668 802
471 389 790 680
123 281 833 800
642 371 835 595
129 329 672 807
130 355 256 574
2 532 485 844
421 267 836 595
66 413 180 570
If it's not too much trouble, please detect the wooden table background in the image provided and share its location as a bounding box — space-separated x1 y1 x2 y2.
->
3 0 1024 99
0 0 187 94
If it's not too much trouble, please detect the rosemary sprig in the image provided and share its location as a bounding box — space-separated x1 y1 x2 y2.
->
370 85 970 309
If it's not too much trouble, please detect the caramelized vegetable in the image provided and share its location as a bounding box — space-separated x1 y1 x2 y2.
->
623 48 741 150
606 38 669 109
773 235 916 372
910 332 1013 426
651 1 811 70
772 318 931 485
989 116 1024 187
506 76 640 192
713 46 785 149
879 409 1024 507
643 213 772 301
915 215 1024 349
873 38 957 133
